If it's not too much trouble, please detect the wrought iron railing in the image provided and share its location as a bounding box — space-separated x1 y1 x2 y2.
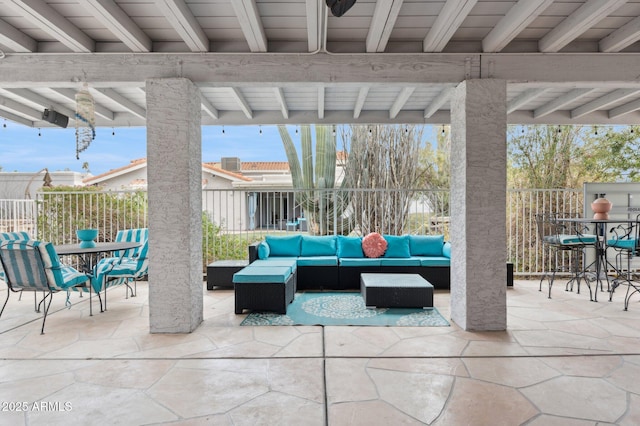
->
0 188 586 275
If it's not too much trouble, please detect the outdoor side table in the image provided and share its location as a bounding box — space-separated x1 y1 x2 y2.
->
360 273 434 308
207 260 249 290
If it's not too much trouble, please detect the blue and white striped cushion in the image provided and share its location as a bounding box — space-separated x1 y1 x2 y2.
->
0 231 31 284
0 239 88 292
91 228 148 292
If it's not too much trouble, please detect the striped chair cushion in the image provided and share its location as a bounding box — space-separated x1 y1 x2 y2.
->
0 231 31 283
91 228 149 292
0 240 88 292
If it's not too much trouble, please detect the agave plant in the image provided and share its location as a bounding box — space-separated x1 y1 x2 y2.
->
278 125 351 235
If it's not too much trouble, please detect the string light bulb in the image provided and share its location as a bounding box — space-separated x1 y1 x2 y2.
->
295 126 298 134
38 128 41 137
594 126 598 135
259 125 262 135
441 125 445 135
557 126 561 133
112 127 115 136
222 125 225 135
332 125 336 136
368 127 372 135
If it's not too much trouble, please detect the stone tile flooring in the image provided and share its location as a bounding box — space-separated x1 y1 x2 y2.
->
0 279 639 425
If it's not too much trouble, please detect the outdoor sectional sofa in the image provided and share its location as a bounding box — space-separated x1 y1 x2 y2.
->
246 233 451 291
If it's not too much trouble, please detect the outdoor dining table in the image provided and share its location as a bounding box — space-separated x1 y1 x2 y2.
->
56 241 141 315
562 217 639 302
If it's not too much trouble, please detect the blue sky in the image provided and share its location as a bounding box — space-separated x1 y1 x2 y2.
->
0 122 301 175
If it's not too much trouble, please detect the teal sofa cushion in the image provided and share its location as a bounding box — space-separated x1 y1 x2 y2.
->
339 258 381 267
265 235 302 257
419 257 451 267
380 257 421 266
301 235 337 256
297 256 339 266
250 258 297 272
257 241 270 259
233 266 291 283
337 236 364 258
409 235 444 256
383 235 411 258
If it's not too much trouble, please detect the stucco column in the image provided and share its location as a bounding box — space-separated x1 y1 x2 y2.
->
146 77 203 333
450 79 507 331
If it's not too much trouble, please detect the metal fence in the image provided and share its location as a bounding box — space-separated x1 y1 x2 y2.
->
0 188 585 275
0 199 37 235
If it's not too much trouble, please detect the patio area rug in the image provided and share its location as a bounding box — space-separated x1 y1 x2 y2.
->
240 292 449 326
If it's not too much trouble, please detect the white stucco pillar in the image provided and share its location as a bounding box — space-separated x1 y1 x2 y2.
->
450 79 507 331
146 77 203 333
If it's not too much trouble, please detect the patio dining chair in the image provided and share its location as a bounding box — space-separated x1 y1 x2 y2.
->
0 231 37 308
93 228 149 311
0 239 90 334
535 213 597 298
607 215 640 309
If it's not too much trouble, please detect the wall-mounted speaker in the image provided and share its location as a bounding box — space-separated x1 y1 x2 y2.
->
42 109 69 128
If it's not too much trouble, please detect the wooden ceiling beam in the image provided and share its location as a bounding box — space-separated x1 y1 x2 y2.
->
82 0 152 52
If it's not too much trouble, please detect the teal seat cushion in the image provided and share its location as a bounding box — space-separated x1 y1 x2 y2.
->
301 235 337 256
337 236 364 258
233 266 291 283
380 257 421 266
265 235 302 257
250 258 297 272
409 235 444 256
546 234 597 245
257 241 270 259
383 235 411 258
339 258 381 267
297 256 338 266
607 238 637 252
419 257 451 267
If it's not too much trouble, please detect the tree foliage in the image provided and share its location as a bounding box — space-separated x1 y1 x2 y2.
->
340 125 423 235
508 124 640 189
417 126 450 215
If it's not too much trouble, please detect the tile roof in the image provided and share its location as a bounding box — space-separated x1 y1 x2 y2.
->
207 161 290 171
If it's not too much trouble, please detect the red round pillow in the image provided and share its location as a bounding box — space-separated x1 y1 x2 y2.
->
362 232 387 258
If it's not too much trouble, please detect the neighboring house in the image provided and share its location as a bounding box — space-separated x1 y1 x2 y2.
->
0 155 346 232
0 170 87 199
0 170 87 234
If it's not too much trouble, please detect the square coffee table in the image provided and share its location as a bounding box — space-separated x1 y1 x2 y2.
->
360 273 434 308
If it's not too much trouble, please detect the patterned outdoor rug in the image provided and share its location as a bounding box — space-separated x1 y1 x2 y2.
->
240 292 450 326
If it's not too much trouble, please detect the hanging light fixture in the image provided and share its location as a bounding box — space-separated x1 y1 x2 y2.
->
75 83 96 159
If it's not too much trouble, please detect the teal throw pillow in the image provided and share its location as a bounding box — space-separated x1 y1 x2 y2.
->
409 235 444 256
265 235 302 257
383 235 411 258
257 241 270 259
301 235 337 256
337 236 364 258
443 241 451 258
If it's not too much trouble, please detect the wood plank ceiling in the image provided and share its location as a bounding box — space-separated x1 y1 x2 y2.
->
1 0 640 128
